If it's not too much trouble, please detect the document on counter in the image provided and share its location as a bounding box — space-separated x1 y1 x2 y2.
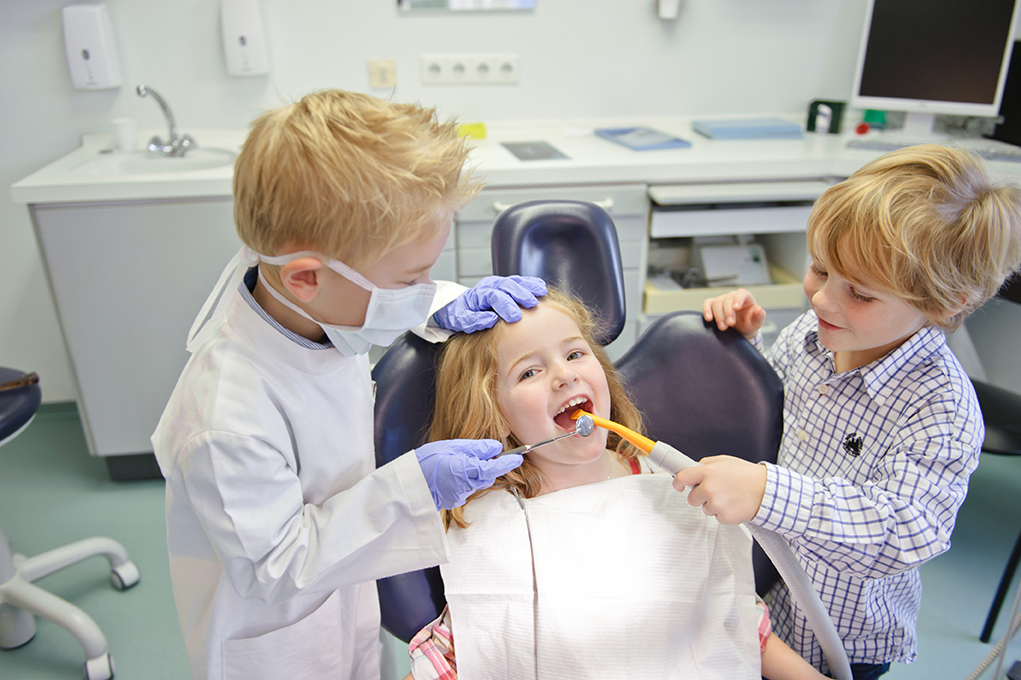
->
501 141 569 161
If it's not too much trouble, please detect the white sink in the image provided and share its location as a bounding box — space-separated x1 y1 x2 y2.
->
71 148 237 176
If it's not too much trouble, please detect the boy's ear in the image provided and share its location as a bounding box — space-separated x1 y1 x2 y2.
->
279 258 325 303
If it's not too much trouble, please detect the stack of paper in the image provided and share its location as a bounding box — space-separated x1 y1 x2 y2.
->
691 118 803 140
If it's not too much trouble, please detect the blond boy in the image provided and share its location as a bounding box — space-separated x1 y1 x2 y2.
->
152 90 540 680
681 145 1021 680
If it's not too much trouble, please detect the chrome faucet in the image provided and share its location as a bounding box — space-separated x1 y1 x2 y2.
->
136 85 196 157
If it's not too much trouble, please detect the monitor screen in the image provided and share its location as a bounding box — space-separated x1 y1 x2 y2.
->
851 0 1019 126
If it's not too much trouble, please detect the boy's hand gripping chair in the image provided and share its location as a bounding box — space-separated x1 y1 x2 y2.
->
0 368 140 680
373 200 850 678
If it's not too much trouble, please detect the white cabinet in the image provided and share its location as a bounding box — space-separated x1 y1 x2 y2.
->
455 184 649 360
642 179 836 348
31 198 240 461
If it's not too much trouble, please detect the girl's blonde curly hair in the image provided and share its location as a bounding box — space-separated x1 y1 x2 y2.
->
431 288 647 530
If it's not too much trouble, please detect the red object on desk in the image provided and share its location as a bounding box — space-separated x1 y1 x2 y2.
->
855 122 871 135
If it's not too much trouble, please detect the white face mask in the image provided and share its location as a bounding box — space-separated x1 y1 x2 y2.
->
256 251 437 356
185 246 436 356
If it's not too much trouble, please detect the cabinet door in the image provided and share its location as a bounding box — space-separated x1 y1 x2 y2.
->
455 185 648 360
33 198 239 456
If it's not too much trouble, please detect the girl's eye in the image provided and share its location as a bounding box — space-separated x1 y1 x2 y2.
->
567 350 584 361
811 263 828 278
849 288 875 303
519 368 537 381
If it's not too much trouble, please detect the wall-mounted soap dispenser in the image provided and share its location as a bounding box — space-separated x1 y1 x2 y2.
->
62 3 123 90
221 0 270 76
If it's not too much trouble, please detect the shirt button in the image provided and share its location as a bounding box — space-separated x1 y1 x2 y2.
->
818 385 829 396
797 429 809 442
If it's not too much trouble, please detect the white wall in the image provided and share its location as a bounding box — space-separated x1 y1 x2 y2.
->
1 0 868 402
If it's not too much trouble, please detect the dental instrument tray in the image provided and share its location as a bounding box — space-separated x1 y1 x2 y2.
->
594 126 691 151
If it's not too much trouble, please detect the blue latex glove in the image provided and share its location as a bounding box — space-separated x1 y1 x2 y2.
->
432 275 548 334
415 439 524 510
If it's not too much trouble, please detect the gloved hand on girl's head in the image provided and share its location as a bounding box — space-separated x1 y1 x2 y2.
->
433 275 547 333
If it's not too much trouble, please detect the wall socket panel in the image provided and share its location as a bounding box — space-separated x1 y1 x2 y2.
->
420 53 519 85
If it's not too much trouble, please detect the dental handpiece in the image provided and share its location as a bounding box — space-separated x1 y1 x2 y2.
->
496 414 595 457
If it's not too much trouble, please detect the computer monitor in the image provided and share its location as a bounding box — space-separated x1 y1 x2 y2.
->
850 0 1020 140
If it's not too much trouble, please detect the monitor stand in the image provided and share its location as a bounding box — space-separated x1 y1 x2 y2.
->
884 111 950 144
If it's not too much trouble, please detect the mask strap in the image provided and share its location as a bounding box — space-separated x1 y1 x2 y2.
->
258 251 376 293
186 246 260 353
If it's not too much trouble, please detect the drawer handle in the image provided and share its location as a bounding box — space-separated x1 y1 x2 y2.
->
492 198 615 214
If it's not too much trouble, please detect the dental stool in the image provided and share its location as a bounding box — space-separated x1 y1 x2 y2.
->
0 367 140 680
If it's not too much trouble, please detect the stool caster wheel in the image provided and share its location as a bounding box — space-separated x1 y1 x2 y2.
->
111 561 140 591
84 652 114 680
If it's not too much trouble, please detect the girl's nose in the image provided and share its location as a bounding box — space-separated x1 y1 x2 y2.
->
552 361 578 387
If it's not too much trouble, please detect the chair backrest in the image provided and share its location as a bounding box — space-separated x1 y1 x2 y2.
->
491 199 626 346
372 333 448 643
614 312 785 594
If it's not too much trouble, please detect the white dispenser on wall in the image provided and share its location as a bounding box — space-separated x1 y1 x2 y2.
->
221 0 270 76
62 3 123 90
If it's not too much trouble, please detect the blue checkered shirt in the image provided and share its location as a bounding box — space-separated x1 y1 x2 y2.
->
750 310 983 672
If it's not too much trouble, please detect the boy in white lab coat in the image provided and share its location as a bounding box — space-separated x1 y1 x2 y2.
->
151 89 542 680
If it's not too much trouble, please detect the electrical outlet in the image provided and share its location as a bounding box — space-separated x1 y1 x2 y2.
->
420 53 519 85
368 59 397 88
420 55 446 84
491 54 519 83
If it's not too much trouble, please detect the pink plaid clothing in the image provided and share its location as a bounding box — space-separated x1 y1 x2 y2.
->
409 586 773 679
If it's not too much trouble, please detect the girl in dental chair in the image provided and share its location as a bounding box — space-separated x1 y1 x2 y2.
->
405 289 825 680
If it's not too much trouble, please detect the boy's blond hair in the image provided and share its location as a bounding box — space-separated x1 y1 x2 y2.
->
807 144 1021 331
431 289 646 530
233 89 481 271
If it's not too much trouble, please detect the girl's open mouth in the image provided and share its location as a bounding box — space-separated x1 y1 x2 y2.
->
553 397 590 431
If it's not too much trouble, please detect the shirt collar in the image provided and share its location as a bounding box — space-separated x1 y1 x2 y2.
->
240 266 334 350
800 313 946 404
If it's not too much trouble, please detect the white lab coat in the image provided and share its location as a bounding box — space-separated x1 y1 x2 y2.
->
152 281 461 680
441 474 762 679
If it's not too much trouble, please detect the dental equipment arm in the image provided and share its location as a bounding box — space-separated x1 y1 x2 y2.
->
574 411 854 680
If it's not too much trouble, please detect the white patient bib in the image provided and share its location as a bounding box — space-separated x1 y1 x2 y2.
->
441 474 761 680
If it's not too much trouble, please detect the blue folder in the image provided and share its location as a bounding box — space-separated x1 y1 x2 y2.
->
691 118 803 140
595 127 691 151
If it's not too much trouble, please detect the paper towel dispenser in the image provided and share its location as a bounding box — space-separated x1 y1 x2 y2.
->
61 3 123 90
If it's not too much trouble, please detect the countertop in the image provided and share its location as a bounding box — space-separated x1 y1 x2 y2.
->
12 116 1021 205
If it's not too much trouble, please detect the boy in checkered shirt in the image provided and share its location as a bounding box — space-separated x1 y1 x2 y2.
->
685 145 1021 680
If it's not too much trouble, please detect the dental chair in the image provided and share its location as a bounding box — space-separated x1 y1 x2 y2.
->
0 367 140 680
373 201 849 678
374 199 784 638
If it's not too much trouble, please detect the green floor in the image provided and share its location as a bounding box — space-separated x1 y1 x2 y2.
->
1 404 1019 679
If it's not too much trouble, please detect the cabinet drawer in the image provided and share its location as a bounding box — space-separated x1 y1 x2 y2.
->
459 184 648 223
643 265 804 315
650 205 813 238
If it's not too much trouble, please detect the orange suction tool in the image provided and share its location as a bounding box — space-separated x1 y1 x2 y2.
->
571 410 655 454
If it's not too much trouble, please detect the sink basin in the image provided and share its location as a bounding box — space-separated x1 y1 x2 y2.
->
71 148 237 176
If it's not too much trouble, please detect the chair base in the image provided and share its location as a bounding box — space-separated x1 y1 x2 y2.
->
0 526 139 679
